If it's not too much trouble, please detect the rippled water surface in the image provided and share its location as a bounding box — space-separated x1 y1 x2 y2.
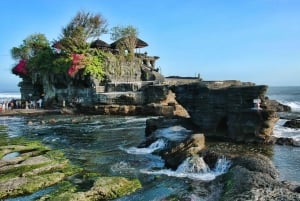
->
1 111 299 200
0 115 195 200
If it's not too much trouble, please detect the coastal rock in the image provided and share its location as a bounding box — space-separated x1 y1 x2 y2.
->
172 81 279 143
276 137 295 146
84 177 141 200
161 133 205 169
221 154 300 201
0 140 80 199
283 119 300 129
275 137 300 147
231 154 279 179
262 98 292 112
145 117 197 137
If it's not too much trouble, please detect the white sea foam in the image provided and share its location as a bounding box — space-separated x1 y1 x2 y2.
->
123 117 150 124
141 155 231 181
273 119 300 139
277 100 300 112
154 126 191 141
110 161 136 175
0 92 21 102
121 138 167 154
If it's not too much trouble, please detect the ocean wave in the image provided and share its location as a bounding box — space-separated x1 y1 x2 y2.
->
0 92 21 99
154 126 191 141
277 100 300 112
120 138 167 155
141 156 231 181
273 119 300 139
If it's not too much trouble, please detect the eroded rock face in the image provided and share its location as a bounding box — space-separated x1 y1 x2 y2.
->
262 98 292 112
161 133 205 169
172 81 279 143
221 154 300 201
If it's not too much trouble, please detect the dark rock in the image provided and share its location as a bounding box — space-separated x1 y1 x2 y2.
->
283 119 300 129
172 81 279 143
262 98 292 112
143 84 169 104
276 137 295 146
221 154 300 201
202 151 219 169
232 154 279 179
161 133 205 169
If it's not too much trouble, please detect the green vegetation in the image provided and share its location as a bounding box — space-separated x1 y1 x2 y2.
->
82 54 105 80
11 11 108 81
11 11 140 83
39 177 142 201
111 25 139 61
58 11 107 55
0 125 141 200
220 171 234 201
0 130 81 199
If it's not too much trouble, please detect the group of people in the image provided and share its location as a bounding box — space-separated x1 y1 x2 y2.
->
0 98 43 112
0 101 14 112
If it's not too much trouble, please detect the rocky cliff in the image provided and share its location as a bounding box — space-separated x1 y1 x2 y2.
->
171 81 279 143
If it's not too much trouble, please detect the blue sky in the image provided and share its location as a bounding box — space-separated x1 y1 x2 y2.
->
1 0 300 91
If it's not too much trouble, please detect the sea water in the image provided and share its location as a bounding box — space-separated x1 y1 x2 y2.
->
0 86 299 200
0 114 231 200
267 86 300 182
0 92 21 103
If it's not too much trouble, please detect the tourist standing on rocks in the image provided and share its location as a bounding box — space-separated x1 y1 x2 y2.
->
37 98 42 109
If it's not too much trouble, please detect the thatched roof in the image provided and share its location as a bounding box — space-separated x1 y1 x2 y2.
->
110 37 148 49
90 39 110 49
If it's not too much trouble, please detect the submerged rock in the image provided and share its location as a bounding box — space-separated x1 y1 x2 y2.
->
0 132 141 200
0 140 80 199
275 137 300 147
283 119 300 129
41 177 141 201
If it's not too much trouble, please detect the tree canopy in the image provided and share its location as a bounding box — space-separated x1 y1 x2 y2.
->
110 25 139 60
11 11 139 81
58 11 108 54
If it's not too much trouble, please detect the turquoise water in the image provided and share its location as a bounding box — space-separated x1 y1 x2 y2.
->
0 114 232 200
0 86 299 200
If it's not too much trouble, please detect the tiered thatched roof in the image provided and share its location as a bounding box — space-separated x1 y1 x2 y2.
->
110 37 148 49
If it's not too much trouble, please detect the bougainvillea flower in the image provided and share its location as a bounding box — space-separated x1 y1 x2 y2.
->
67 54 85 77
13 59 27 75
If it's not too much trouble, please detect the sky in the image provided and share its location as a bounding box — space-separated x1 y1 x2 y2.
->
1 0 300 91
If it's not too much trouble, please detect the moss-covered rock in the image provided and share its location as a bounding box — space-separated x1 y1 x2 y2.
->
39 176 142 201
0 125 141 200
0 130 81 199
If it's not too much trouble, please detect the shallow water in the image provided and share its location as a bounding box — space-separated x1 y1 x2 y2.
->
0 113 299 200
272 145 300 182
0 115 198 200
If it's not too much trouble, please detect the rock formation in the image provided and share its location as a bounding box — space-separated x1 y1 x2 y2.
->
161 133 205 169
283 119 300 129
221 154 300 201
171 81 279 143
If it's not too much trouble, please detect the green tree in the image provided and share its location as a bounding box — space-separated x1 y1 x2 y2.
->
11 33 72 77
83 53 104 80
58 11 108 54
110 25 139 60
11 33 49 60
